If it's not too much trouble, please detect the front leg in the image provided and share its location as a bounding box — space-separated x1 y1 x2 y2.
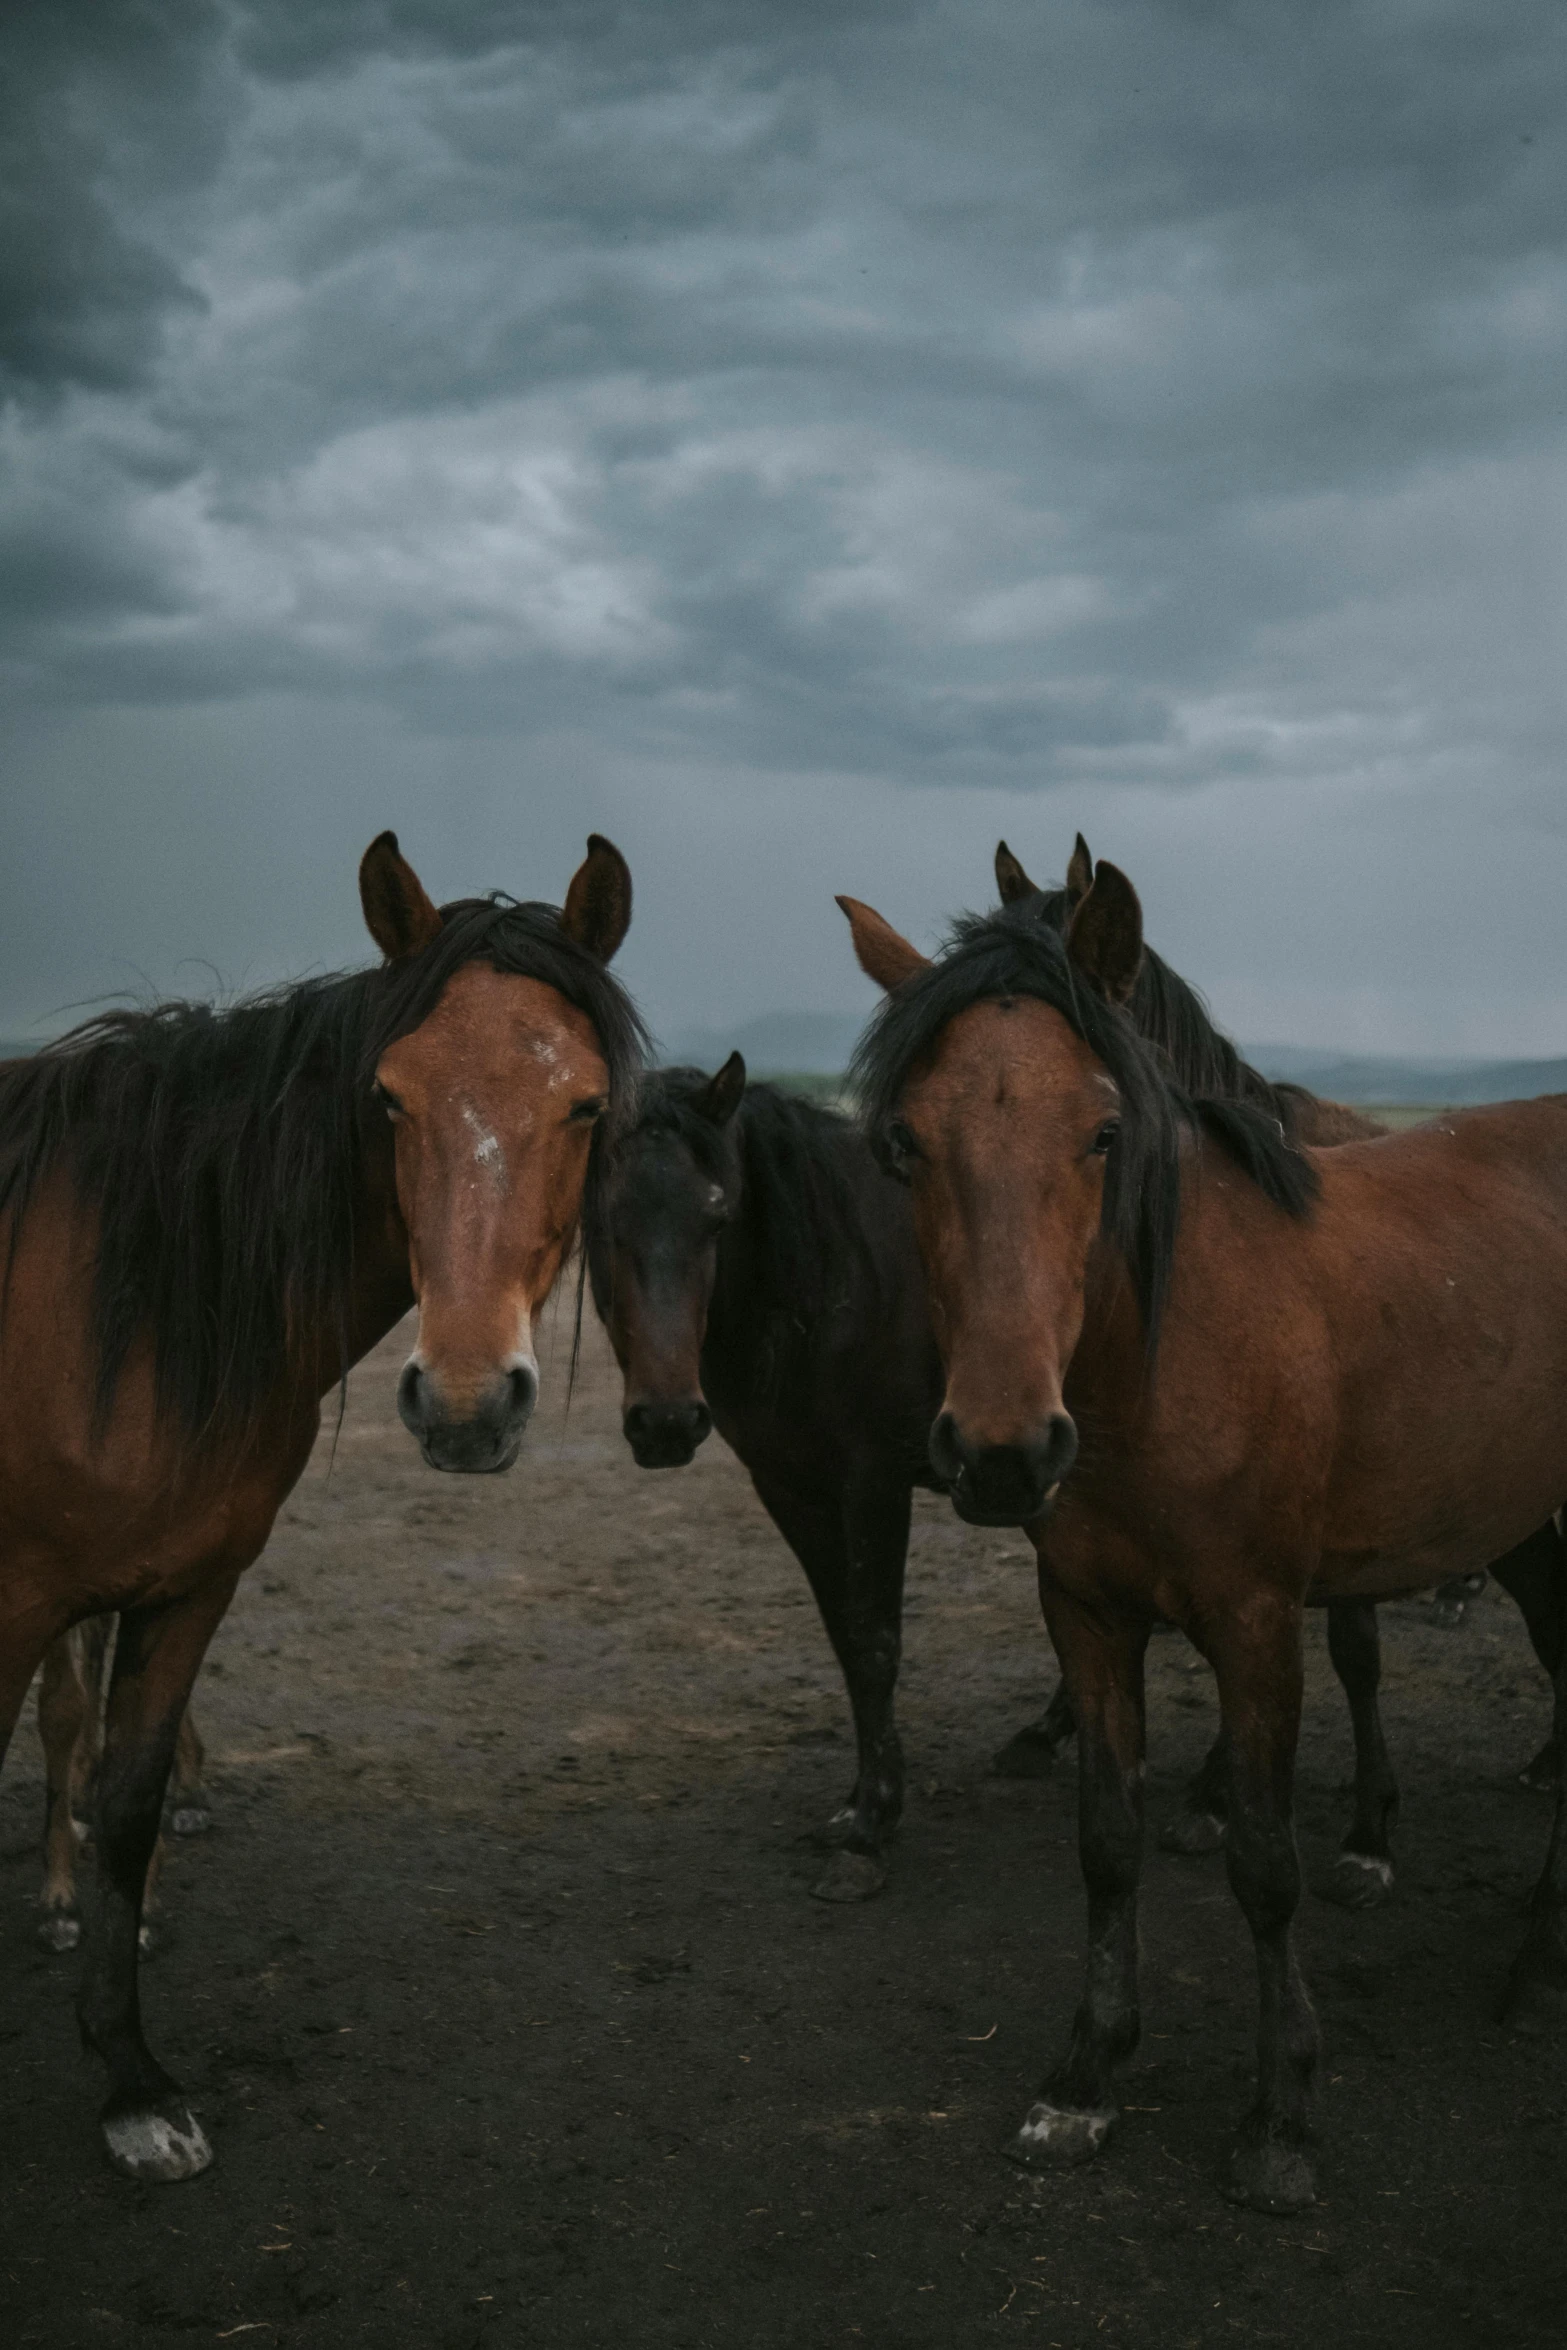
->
78 1573 239 2181
753 1468 909 1903
1205 1591 1319 2213
1012 1582 1148 2169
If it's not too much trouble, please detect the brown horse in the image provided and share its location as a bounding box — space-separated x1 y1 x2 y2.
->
840 861 1567 2213
0 831 643 2180
990 837 1566 1880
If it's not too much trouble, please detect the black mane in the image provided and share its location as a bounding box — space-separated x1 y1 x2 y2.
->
0 896 648 1446
1028 884 1300 1129
849 902 1317 1349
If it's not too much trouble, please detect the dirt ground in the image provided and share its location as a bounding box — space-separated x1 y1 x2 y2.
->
3 1308 1566 2350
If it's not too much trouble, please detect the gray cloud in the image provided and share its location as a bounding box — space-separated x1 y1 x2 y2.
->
2 1 1565 1050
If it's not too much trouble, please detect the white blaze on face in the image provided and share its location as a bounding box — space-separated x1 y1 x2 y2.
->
461 1099 508 1188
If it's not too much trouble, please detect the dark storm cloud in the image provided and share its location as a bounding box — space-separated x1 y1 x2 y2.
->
0 1 232 400
2 1 1565 1048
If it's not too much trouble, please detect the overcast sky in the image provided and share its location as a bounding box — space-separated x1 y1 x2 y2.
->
3 1 1565 1054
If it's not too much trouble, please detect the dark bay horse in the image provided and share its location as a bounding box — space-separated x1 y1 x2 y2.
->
585 1060 942 1900
0 831 643 2179
841 862 1567 2212
991 837 1565 1888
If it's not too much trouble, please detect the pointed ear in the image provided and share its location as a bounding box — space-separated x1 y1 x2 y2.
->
360 831 443 962
994 840 1038 906
1065 831 1094 910
561 833 632 962
695 1050 746 1127
835 896 930 994
1066 860 1143 1005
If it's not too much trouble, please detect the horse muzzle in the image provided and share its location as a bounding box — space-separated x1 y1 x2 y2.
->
929 1408 1077 1527
398 1356 539 1474
623 1398 713 1469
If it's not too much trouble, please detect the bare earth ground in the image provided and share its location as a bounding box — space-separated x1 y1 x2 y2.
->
3 1309 1566 2350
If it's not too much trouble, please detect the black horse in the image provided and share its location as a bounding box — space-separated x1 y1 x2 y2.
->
587 1055 940 1899
585 841 1563 1906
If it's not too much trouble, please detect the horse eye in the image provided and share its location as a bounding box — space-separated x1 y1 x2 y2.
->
1091 1119 1120 1156
568 1095 607 1125
373 1081 405 1119
882 1119 921 1182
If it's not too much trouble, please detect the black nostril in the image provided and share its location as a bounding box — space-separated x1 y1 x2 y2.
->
928 1410 963 1485
506 1363 538 1425
1042 1411 1078 1484
689 1401 712 1445
397 1360 428 1435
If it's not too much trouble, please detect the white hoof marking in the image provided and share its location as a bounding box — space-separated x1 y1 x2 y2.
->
103 2109 213 2181
1340 1854 1393 1887
1017 2100 1114 2152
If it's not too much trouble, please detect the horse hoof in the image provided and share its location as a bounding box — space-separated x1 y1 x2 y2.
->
1158 1809 1226 1856
992 1728 1065 1780
1009 2099 1116 2169
809 1848 886 1903
1222 2132 1315 2214
1322 1852 1394 1910
102 2104 213 2183
138 1921 158 1956
37 1911 80 1953
1519 1743 1560 1795
170 1803 211 1837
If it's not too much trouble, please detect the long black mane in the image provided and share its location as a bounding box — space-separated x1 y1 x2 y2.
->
849 902 1317 1349
0 897 648 1447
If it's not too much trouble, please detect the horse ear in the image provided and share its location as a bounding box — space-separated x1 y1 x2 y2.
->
994 840 1038 906
1065 831 1094 909
561 834 632 963
696 1051 746 1127
835 896 930 994
360 831 443 962
1066 860 1143 1005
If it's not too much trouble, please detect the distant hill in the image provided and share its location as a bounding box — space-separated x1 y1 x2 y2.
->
659 1010 865 1076
1248 1047 1567 1106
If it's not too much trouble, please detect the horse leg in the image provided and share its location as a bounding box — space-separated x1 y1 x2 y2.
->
992 1679 1077 1779
1207 1593 1318 2213
1159 1722 1230 1855
1011 1590 1147 2169
1490 1520 1567 1793
78 1573 238 2182
168 1705 211 1835
1321 1600 1399 1909
38 1632 93 1951
1502 1570 1567 2029
755 1469 909 1904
